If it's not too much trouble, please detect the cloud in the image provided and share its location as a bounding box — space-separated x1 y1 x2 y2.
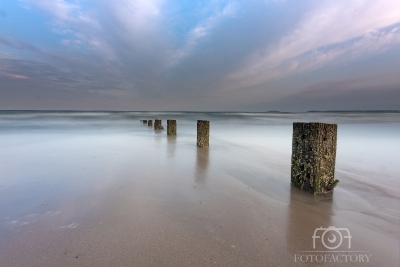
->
265 79 400 111
0 35 43 54
0 71 28 79
224 0 400 90
22 0 77 21
21 0 113 60
110 0 162 28
169 1 237 66
2 0 399 111
97 0 176 70
21 0 98 26
13 1 172 98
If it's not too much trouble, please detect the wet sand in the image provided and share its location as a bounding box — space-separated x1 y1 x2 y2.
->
0 112 399 266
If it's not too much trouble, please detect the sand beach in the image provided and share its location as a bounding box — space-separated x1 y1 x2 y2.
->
0 111 399 266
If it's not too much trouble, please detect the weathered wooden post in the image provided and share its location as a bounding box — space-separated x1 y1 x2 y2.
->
154 119 163 130
197 120 209 147
142 120 147 124
291 122 339 194
148 120 153 126
167 120 176 135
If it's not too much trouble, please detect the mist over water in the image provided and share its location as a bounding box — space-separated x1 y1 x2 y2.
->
0 111 399 266
1 110 399 201
1 111 399 207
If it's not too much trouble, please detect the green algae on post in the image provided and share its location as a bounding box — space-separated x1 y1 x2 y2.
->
291 122 339 194
197 120 209 147
167 120 176 135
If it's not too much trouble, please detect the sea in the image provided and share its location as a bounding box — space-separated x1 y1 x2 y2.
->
0 111 399 266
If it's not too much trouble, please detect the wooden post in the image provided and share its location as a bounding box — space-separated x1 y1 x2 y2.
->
197 120 209 147
154 119 163 130
291 122 339 194
167 120 177 135
148 120 153 126
142 120 147 124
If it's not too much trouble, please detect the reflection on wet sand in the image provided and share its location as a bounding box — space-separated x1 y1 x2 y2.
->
195 147 209 184
1 111 398 266
166 135 176 157
154 128 164 147
286 186 333 265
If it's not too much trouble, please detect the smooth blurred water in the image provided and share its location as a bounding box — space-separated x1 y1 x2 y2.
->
0 111 399 222
0 111 399 266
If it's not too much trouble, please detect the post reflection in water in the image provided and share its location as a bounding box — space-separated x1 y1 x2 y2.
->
153 125 165 149
166 135 177 157
286 186 334 265
195 147 209 184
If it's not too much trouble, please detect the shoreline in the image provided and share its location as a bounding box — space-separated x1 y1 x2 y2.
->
0 112 398 266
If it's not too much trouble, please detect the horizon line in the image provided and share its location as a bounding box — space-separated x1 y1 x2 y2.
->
0 109 399 113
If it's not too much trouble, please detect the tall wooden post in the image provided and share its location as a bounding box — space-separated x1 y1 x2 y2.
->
167 120 176 135
291 122 339 194
197 120 209 147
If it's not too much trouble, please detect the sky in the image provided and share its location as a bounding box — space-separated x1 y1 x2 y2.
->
0 0 400 111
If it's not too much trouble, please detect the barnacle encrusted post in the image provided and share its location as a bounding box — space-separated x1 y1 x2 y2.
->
147 120 153 126
154 119 163 130
197 120 209 147
167 120 176 135
291 122 339 194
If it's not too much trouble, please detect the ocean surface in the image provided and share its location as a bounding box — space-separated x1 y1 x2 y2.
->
0 111 399 266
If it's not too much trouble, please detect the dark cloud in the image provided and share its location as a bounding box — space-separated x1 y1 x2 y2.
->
262 80 400 111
